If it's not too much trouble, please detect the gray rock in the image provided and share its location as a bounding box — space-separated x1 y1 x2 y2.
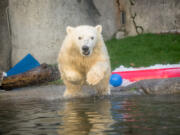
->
121 78 180 95
115 31 125 39
0 0 11 71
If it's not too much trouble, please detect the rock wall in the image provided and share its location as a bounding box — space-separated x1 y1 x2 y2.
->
132 0 180 33
93 0 117 39
9 0 117 66
0 0 11 71
116 0 180 37
4 0 180 66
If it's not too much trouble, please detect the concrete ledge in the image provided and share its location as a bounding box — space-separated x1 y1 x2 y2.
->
119 77 180 95
0 78 180 101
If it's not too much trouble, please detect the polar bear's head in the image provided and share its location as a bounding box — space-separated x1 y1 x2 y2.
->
66 25 102 56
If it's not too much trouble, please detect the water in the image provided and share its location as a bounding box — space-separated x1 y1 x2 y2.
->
0 95 180 135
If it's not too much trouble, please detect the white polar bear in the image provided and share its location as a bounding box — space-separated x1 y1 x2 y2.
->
57 25 111 97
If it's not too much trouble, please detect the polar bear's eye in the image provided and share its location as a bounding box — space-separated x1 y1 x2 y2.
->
91 36 94 40
78 36 82 40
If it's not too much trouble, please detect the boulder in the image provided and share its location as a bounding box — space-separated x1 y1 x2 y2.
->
120 78 180 95
115 31 125 39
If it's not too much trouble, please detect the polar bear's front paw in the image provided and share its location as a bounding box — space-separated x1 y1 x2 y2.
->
87 69 104 85
65 71 82 83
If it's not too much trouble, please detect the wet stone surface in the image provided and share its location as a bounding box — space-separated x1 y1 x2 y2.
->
0 78 180 101
119 77 180 95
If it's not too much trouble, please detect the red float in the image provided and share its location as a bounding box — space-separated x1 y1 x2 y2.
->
112 67 180 82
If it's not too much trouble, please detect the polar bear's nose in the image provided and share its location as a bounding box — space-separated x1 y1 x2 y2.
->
82 45 89 52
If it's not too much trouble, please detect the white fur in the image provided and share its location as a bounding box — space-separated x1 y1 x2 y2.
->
58 25 111 98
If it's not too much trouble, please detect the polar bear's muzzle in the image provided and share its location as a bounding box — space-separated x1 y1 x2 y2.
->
82 45 90 56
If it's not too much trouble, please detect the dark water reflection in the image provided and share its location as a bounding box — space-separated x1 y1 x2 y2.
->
0 95 180 135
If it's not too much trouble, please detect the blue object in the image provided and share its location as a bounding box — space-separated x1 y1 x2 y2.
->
110 74 123 87
6 54 40 76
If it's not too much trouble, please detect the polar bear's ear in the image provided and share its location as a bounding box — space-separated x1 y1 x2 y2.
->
66 26 74 34
95 25 102 34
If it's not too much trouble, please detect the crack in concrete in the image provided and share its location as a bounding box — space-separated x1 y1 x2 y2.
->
129 0 144 34
131 12 144 34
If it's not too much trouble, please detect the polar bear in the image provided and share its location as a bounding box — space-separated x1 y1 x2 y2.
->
57 25 111 97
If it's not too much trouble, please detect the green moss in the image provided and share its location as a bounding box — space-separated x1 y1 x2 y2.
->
130 87 136 91
48 79 63 85
106 33 180 70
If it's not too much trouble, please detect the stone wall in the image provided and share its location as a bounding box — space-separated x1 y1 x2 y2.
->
116 0 180 37
0 0 11 71
2 0 180 66
9 0 117 66
132 0 180 33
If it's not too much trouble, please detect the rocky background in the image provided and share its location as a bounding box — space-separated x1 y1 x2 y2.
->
0 0 180 71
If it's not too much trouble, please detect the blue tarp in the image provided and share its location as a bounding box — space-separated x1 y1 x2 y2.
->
6 54 40 76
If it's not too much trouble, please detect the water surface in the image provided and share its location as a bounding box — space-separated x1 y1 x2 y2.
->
0 95 180 135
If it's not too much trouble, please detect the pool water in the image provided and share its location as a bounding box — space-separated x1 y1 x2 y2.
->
0 95 180 135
